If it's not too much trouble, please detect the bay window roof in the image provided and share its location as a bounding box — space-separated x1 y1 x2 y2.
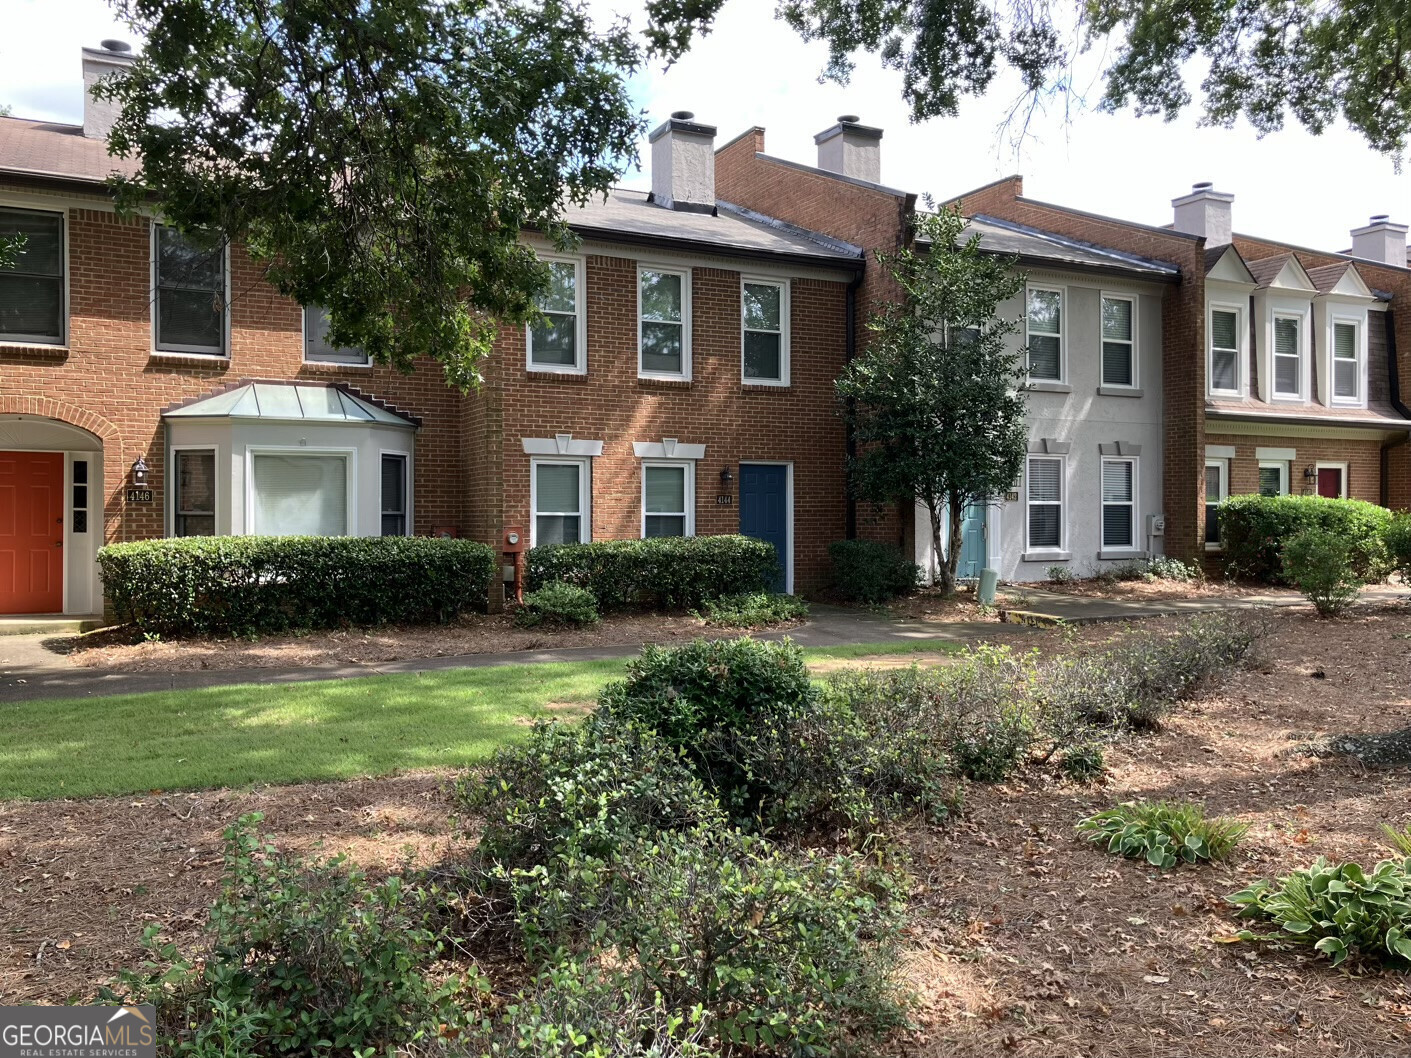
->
162 381 418 427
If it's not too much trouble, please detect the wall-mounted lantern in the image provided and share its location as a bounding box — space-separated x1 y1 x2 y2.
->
720 467 734 485
1303 464 1317 484
130 454 149 486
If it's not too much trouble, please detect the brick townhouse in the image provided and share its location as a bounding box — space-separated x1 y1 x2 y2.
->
0 42 865 618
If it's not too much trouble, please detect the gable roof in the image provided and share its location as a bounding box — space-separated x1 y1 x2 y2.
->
954 214 1181 282
1204 244 1256 285
0 115 139 189
1246 253 1317 292
162 381 420 427
1305 261 1375 298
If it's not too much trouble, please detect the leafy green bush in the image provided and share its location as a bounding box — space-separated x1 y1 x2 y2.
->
514 581 600 628
1218 493 1392 584
1230 856 1411 968
1283 528 1364 617
1384 513 1411 583
1383 824 1411 857
98 536 495 637
1046 564 1074 584
525 535 778 612
1078 800 1247 868
1148 555 1198 581
693 592 809 628
827 540 920 603
1059 743 1106 783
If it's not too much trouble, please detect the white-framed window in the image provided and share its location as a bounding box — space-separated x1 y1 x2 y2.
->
1258 461 1289 498
380 453 409 536
1100 293 1136 388
173 448 216 537
1331 318 1361 403
154 224 227 356
742 278 789 385
641 461 695 538
304 305 370 365
531 457 590 546
639 265 690 379
1204 459 1227 550
527 256 585 373
1100 457 1138 551
1208 304 1242 396
1026 286 1063 381
249 451 351 536
0 205 65 344
1272 313 1303 399
1025 455 1064 551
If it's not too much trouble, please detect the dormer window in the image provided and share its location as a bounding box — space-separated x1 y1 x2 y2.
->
1331 320 1360 402
1208 306 1242 396
1272 315 1302 398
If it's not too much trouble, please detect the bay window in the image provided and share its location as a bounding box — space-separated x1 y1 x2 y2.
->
174 449 216 537
380 453 408 536
250 453 348 536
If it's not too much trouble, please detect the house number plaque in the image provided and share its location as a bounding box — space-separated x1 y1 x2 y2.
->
716 494 733 506
126 488 155 503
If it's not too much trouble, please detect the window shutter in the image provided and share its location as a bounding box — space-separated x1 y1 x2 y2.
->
251 454 348 536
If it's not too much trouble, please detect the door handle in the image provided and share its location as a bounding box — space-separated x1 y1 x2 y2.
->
55 540 63 548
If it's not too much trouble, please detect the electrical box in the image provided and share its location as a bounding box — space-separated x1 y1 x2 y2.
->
503 525 527 553
1147 514 1166 538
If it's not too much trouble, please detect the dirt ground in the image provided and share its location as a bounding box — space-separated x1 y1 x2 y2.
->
1021 574 1278 602
4 608 1411 1055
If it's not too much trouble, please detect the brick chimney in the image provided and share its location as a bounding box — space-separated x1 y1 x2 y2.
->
1349 215 1409 268
81 39 135 140
1171 182 1233 246
649 111 717 213
814 115 882 184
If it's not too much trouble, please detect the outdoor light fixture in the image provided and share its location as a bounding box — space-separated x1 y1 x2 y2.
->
720 467 734 485
1303 464 1317 483
131 454 149 486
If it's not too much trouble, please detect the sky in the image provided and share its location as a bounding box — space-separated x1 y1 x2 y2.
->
4 0 1408 252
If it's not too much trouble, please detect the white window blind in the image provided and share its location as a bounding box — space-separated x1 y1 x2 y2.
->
743 281 784 382
1101 296 1134 386
304 305 369 365
1273 316 1301 396
251 454 348 536
1101 459 1135 549
1026 288 1062 380
529 261 579 368
534 461 584 545
0 207 64 343
1027 457 1063 549
643 464 688 538
1210 309 1240 392
1332 322 1358 399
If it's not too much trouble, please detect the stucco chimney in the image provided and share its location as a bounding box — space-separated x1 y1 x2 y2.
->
814 115 882 184
1171 182 1233 246
649 111 717 213
81 39 135 140
1349 215 1409 268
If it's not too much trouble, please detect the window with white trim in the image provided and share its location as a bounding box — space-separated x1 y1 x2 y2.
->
1332 320 1360 402
1100 458 1137 550
1026 287 1063 381
639 266 689 378
1204 460 1227 548
251 453 348 536
1258 461 1289 498
1026 456 1064 551
0 206 64 344
528 259 583 371
532 458 589 546
1209 306 1241 395
642 462 694 538
304 305 370 365
1100 295 1136 387
742 279 788 384
1272 314 1302 397
380 453 408 536
155 224 226 355
175 449 216 537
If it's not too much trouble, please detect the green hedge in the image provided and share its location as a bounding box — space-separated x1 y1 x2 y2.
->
1217 494 1391 584
827 540 920 603
98 536 496 637
524 535 778 611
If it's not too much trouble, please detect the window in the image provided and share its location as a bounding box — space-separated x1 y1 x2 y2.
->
1026 287 1063 381
1205 460 1227 548
1332 320 1360 401
1100 295 1135 387
175 449 216 537
1209 307 1241 394
71 459 89 535
1272 314 1302 397
1258 461 1289 498
639 267 689 378
304 306 369 365
1101 458 1137 550
0 207 64 344
742 279 788 384
1026 456 1063 550
155 225 225 355
250 453 348 536
642 462 693 538
528 259 583 371
380 454 408 536
532 459 589 546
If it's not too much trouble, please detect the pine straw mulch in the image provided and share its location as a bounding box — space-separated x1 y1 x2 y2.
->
1020 575 1277 602
3 608 1411 1055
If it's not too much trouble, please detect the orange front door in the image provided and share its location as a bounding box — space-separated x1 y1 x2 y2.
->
0 451 65 614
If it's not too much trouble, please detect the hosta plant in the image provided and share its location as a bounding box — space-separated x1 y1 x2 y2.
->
1228 856 1411 968
1078 800 1247 869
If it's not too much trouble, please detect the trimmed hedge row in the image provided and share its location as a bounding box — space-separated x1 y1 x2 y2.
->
524 535 779 611
98 536 495 637
1217 494 1392 584
828 540 920 603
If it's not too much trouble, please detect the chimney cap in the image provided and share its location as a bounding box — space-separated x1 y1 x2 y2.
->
838 113 860 123
100 39 133 53
813 117 883 145
670 110 694 120
648 111 717 144
1370 214 1390 223
1192 181 1214 191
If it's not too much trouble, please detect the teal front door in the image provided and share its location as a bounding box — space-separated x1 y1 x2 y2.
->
957 503 987 580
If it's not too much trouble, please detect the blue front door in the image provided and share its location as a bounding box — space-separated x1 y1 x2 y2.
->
958 503 987 580
739 463 789 592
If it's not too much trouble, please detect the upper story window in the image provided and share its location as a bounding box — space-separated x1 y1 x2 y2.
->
1331 319 1361 403
0 206 64 345
1209 306 1241 396
527 258 584 373
304 306 370 365
1272 314 1302 398
742 279 789 385
1100 294 1136 388
1025 286 1063 382
154 225 226 356
639 266 690 379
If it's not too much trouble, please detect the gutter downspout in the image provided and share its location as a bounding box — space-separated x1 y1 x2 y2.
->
844 272 862 539
1381 310 1409 508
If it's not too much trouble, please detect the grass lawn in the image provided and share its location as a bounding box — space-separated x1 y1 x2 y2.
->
0 641 965 801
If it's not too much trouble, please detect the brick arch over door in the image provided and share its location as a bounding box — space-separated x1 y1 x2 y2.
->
0 396 125 542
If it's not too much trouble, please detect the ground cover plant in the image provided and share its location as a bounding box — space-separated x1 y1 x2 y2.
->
1383 824 1411 857
1078 800 1248 868
692 591 810 628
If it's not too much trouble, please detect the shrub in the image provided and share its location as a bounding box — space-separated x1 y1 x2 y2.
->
1108 559 1152 582
1059 743 1106 783
514 581 600 628
827 540 920 603
1148 555 1198 581
1384 513 1411 583
1283 528 1364 617
98 535 495 637
1229 856 1411 968
693 592 809 628
1079 800 1247 869
1046 564 1074 584
524 536 778 612
1218 494 1392 584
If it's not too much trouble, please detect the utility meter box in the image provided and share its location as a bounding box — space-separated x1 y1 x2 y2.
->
1147 514 1166 538
503 526 527 553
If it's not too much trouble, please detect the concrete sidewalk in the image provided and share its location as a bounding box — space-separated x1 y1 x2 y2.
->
999 584 1408 625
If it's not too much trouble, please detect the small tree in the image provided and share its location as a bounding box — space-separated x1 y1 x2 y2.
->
838 208 1027 597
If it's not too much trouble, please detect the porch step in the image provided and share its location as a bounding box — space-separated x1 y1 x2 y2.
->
0 614 107 637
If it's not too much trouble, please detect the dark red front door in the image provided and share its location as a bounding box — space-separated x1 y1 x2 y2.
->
0 451 65 614
1316 467 1344 499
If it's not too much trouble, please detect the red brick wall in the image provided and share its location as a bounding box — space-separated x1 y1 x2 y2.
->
1205 433 1383 502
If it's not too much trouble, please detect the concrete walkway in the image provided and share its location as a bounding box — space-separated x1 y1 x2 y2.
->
999 584 1408 625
